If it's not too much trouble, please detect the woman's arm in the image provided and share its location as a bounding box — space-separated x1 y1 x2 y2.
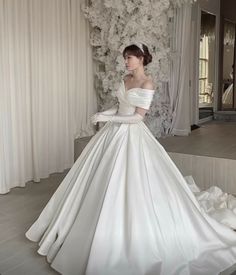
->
91 104 149 124
91 80 154 125
99 103 118 116
91 111 144 124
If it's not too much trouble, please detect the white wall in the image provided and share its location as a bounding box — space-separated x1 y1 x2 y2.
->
190 0 220 124
198 0 220 15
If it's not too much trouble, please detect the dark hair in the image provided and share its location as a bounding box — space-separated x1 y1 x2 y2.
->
123 44 152 66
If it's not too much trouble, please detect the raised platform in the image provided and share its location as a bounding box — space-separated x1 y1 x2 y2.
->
158 121 236 194
214 111 236 121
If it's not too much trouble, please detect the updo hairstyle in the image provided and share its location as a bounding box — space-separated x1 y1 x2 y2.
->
122 44 152 66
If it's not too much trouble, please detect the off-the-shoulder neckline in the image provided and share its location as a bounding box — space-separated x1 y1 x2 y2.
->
122 80 155 93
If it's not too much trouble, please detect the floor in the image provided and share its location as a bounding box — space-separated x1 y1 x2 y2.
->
158 121 236 160
0 174 64 275
1 121 236 275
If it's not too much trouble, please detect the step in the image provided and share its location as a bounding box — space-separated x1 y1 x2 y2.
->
214 111 236 121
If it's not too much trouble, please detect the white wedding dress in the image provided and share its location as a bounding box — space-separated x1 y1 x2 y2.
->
26 81 236 275
222 72 233 106
222 83 233 105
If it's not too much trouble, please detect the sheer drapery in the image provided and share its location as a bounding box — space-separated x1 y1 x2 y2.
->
0 0 96 194
169 4 192 136
70 0 96 138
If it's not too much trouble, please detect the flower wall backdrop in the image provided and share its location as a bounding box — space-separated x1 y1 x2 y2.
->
83 0 194 137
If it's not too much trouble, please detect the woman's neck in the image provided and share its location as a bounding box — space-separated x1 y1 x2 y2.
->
131 67 146 81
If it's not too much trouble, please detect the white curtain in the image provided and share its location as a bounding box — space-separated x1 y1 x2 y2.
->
70 0 96 138
0 0 96 194
169 4 192 136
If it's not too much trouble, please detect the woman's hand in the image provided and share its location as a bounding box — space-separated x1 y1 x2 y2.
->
90 113 110 125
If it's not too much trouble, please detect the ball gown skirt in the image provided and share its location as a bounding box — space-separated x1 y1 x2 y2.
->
26 83 236 275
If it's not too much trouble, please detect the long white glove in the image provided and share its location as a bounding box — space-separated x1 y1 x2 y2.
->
91 112 144 124
99 103 118 115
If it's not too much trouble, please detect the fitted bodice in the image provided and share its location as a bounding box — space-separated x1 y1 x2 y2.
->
115 81 155 115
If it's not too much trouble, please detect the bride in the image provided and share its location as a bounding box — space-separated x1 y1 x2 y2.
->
26 43 236 275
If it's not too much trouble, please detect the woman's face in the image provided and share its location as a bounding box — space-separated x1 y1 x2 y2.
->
124 53 143 71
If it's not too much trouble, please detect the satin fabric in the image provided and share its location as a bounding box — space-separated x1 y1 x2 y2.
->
26 82 236 275
222 83 233 105
185 175 236 229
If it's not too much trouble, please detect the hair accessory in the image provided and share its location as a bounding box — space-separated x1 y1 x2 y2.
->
133 43 144 54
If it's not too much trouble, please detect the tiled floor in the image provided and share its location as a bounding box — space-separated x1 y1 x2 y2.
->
0 174 64 275
158 121 236 160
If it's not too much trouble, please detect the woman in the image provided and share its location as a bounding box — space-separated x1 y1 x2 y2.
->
26 43 236 275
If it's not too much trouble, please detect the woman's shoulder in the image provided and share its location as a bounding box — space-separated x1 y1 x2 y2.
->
141 77 155 91
123 74 155 91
